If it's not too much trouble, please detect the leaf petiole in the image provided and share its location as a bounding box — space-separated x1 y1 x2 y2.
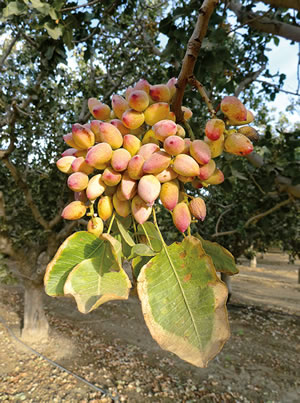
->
107 213 116 235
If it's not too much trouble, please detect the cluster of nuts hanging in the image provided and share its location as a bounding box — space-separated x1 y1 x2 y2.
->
56 77 256 235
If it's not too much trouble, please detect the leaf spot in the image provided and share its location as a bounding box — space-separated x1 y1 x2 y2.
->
183 273 192 282
180 251 187 259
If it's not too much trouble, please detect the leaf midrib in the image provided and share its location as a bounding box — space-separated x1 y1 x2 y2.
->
162 242 201 345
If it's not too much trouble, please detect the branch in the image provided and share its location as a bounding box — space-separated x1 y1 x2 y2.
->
234 65 266 97
57 221 78 241
0 73 43 159
244 197 293 227
172 0 219 122
189 78 216 117
0 233 16 259
214 205 233 234
0 34 19 70
256 79 300 96
211 229 238 238
228 0 300 42
60 0 102 12
249 173 266 195
211 197 293 238
254 0 300 12
0 73 51 231
1 158 50 230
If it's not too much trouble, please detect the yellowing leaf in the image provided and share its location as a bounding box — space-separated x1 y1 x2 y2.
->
137 236 230 367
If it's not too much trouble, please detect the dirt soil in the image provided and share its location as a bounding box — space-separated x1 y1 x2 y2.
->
0 253 299 402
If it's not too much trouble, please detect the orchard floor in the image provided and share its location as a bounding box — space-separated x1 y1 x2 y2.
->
0 253 299 403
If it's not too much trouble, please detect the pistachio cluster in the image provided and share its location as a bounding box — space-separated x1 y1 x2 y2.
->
56 78 255 235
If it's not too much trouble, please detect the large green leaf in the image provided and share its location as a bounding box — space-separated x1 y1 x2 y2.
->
63 234 131 314
138 222 162 252
195 235 239 275
44 231 104 296
137 236 230 368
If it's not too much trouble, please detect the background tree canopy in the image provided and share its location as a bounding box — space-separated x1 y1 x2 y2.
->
0 0 299 338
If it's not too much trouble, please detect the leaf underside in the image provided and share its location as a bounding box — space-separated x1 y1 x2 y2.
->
137 236 230 368
44 232 131 313
44 231 104 296
196 234 239 275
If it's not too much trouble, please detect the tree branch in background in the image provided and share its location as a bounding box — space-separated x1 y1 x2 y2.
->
211 197 293 238
214 205 233 235
255 0 300 12
256 79 300 96
0 72 52 231
172 0 219 122
227 0 300 42
2 158 50 230
57 221 79 241
60 0 103 12
234 65 266 97
244 197 293 228
0 34 19 70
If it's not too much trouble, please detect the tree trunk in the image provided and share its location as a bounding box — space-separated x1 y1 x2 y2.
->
250 255 257 268
21 280 49 341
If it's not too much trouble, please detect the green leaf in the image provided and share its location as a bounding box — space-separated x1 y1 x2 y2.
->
115 234 132 259
49 8 58 20
3 1 26 18
116 217 135 247
63 233 131 313
195 235 239 275
137 236 230 367
138 222 162 252
104 233 122 266
44 22 63 40
31 0 51 14
63 28 74 50
45 45 55 60
44 231 104 296
130 243 157 258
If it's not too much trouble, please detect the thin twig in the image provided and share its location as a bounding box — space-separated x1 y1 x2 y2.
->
249 173 265 195
189 77 216 117
214 206 233 235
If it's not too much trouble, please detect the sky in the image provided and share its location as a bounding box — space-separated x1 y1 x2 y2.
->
264 39 299 124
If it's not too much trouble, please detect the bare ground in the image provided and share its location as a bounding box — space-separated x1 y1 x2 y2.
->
0 253 299 402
